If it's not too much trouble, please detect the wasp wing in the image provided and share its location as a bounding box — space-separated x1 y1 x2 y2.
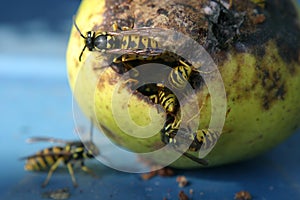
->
20 151 72 160
107 27 163 37
26 137 69 144
105 48 164 56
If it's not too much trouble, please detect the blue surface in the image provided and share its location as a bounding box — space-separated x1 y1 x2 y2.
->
0 73 300 200
1 1 300 199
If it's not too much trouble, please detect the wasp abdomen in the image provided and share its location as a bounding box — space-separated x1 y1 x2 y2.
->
24 147 64 171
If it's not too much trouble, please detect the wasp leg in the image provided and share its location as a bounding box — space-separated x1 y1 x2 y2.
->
117 78 139 92
178 59 214 75
181 151 208 166
112 22 118 31
123 62 139 77
112 56 139 77
66 163 78 187
122 55 140 62
112 21 134 31
80 161 98 178
186 95 208 125
148 93 165 114
42 157 64 187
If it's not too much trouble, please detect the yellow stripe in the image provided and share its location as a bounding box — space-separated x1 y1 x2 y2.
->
44 155 54 165
36 157 47 169
140 37 148 48
151 39 159 48
121 36 129 49
53 146 63 153
24 159 36 171
106 36 112 48
43 148 55 165
130 35 140 49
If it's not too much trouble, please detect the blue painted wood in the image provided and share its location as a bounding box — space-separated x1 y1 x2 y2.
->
0 1 299 199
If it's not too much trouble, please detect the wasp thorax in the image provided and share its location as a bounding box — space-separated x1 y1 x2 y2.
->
94 34 108 50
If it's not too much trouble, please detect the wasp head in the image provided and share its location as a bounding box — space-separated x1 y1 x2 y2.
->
84 141 100 158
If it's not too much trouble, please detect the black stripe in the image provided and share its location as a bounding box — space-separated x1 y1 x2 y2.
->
138 37 145 49
147 37 151 48
128 36 138 48
35 157 43 169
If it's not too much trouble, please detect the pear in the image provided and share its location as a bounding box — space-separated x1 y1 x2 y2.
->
67 0 300 168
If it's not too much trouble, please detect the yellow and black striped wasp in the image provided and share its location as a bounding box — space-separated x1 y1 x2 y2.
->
73 19 206 91
159 113 210 166
73 20 213 164
73 18 164 63
148 83 179 114
161 113 219 161
138 83 209 166
251 0 266 8
21 121 99 187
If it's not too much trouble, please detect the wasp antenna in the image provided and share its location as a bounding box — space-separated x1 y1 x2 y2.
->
182 152 208 166
79 45 87 62
73 15 86 39
89 118 94 141
173 147 208 165
26 137 68 144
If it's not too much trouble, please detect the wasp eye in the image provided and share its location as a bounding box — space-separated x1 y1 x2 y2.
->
94 35 107 50
85 31 95 51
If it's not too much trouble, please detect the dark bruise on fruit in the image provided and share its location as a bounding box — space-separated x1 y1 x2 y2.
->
204 1 245 53
101 0 300 66
238 0 300 65
258 66 286 110
267 1 300 64
99 0 299 112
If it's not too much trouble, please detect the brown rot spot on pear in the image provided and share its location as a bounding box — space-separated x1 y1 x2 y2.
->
157 8 168 16
256 65 287 110
226 107 231 118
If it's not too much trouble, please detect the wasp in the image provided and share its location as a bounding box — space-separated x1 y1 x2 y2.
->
74 19 207 91
73 18 163 63
168 59 194 90
148 84 179 114
192 129 220 151
250 0 266 8
161 113 220 165
21 121 99 187
162 113 219 152
161 114 209 166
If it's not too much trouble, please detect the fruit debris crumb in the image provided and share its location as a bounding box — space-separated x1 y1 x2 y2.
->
141 167 174 180
234 190 252 200
141 170 157 180
157 167 174 177
176 176 188 187
41 188 70 200
178 190 189 200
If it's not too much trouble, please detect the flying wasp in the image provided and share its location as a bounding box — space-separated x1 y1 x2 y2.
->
21 121 99 187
